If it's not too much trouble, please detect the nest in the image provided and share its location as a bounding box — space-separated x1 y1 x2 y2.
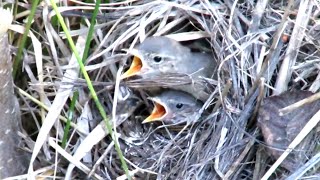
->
6 0 320 179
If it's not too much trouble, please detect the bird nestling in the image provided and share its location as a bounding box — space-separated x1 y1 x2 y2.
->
121 36 217 102
143 90 203 124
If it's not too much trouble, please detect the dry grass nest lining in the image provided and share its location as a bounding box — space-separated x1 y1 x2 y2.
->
19 0 320 179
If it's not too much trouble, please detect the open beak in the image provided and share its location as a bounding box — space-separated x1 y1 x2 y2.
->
121 55 142 79
142 99 167 123
121 48 149 79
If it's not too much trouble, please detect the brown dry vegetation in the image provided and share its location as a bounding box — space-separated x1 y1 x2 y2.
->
2 0 320 179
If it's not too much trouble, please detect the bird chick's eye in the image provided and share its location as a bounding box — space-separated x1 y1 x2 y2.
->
153 56 162 63
176 103 184 109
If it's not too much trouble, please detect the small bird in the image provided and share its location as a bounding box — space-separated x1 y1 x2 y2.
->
143 90 203 124
121 36 217 101
121 36 215 79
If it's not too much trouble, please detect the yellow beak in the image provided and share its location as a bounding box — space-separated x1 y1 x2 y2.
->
121 56 143 79
142 101 166 123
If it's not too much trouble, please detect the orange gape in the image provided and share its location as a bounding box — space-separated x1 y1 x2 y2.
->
121 56 142 79
143 103 166 123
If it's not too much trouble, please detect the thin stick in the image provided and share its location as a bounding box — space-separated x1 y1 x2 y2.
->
279 92 320 116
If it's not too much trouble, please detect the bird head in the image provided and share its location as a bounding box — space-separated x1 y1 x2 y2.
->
121 37 190 79
142 90 203 124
